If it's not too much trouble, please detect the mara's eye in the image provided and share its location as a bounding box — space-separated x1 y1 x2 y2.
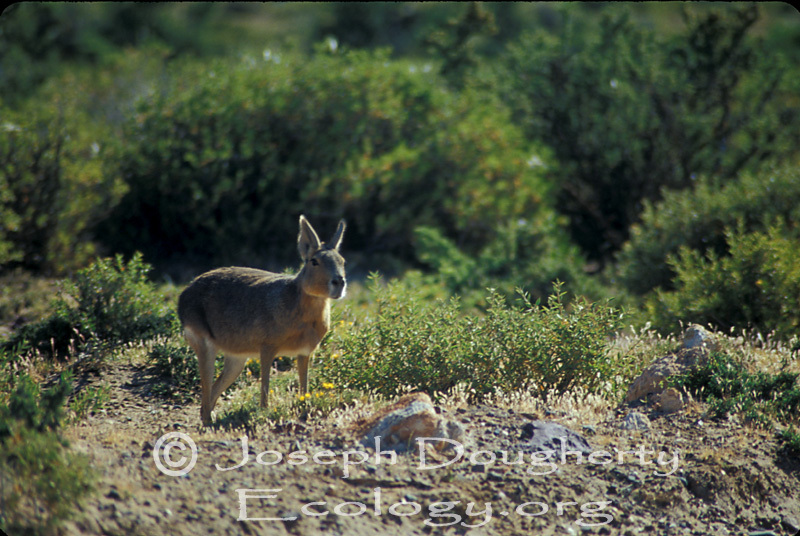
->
311 258 319 266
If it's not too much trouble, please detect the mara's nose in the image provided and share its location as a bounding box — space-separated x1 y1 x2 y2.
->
330 275 346 298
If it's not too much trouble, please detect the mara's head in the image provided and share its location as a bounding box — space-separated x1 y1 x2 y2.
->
297 215 347 299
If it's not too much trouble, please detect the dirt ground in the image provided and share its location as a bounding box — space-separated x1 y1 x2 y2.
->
55 356 800 536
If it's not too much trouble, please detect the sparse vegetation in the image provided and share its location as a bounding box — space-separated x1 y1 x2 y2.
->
69 384 111 422
147 341 200 400
670 351 800 426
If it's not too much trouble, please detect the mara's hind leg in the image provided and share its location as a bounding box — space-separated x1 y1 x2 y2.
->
208 355 248 419
185 328 217 425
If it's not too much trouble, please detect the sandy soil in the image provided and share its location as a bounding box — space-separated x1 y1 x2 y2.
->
59 360 800 536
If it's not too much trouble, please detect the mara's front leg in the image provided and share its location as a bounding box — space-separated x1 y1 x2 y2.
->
260 345 278 408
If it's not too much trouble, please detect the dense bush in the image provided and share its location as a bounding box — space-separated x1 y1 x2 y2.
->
318 277 625 400
496 5 800 262
0 101 121 273
412 218 605 307
617 162 800 295
0 370 93 535
4 253 175 357
0 3 227 103
101 48 558 272
646 223 800 339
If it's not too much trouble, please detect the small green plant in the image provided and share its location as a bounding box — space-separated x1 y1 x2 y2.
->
0 372 72 437
69 384 110 421
670 352 800 424
215 400 261 433
0 371 94 535
778 426 800 457
487 283 626 395
147 341 200 399
64 252 176 343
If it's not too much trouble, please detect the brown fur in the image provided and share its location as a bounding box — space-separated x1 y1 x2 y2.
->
178 216 346 425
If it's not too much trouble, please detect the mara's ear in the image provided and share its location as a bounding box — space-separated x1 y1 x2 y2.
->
298 215 321 261
328 219 346 251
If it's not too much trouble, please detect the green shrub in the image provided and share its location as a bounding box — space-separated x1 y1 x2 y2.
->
481 283 626 395
496 5 799 262
4 253 175 357
646 222 800 339
670 352 800 425
102 47 557 272
318 276 625 400
321 277 474 398
0 371 94 535
617 162 800 295
65 253 175 342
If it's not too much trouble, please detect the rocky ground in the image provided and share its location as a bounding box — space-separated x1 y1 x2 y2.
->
58 356 800 536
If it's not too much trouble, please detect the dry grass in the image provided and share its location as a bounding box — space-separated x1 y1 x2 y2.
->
714 328 800 376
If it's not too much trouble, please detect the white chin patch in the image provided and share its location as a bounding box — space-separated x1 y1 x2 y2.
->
331 282 347 299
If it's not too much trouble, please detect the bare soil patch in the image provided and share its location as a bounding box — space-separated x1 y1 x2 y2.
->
58 359 800 536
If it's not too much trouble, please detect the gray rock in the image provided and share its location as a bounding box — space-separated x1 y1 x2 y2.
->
620 411 651 431
519 420 592 454
681 324 717 351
